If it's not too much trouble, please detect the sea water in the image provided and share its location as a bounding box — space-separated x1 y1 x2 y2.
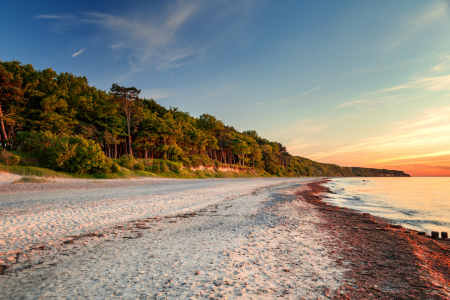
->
323 177 450 234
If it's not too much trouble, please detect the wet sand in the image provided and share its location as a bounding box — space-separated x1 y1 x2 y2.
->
300 180 450 299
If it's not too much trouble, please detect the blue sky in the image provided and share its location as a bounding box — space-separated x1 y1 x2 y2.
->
1 0 450 175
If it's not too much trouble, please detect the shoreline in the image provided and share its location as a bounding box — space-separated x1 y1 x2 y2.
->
299 180 450 299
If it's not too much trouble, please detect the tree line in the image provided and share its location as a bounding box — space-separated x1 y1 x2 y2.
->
0 60 294 174
0 60 410 177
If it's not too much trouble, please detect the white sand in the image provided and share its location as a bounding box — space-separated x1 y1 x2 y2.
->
0 177 346 299
0 171 21 184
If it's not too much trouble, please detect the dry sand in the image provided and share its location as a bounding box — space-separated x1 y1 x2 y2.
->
0 171 21 184
0 175 347 299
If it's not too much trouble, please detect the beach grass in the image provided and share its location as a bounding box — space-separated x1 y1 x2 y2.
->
0 164 70 178
2 152 276 180
14 176 53 184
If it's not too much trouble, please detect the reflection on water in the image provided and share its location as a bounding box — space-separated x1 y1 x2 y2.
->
323 177 450 234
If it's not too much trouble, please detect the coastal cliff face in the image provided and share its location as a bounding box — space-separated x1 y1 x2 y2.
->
180 156 410 177
345 167 410 177
289 156 410 177
183 159 410 178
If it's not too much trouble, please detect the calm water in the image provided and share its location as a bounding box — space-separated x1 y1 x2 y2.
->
323 177 450 234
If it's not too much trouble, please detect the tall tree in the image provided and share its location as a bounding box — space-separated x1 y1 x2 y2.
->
0 65 24 147
197 114 225 161
110 83 141 156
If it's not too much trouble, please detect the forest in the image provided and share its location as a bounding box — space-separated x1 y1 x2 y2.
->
0 60 409 177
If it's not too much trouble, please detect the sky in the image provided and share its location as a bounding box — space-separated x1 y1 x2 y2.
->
1 0 450 176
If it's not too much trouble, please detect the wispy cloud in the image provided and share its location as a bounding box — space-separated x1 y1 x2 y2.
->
35 14 72 19
337 96 396 108
72 48 85 57
384 2 449 52
431 53 450 72
363 74 450 97
36 1 256 72
378 75 450 93
299 86 322 97
82 2 201 70
285 138 319 152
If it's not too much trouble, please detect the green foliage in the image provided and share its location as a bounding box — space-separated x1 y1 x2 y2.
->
10 155 20 166
111 163 121 173
0 164 70 178
188 154 213 167
180 156 191 168
118 154 136 169
160 162 170 173
134 162 145 171
16 131 113 174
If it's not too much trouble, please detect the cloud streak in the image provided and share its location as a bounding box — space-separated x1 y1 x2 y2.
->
431 53 450 72
337 96 396 108
298 86 322 97
82 3 201 70
72 48 85 57
366 74 450 96
35 14 72 19
384 2 448 52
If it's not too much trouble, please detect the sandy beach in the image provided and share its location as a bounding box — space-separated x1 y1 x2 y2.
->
0 175 449 299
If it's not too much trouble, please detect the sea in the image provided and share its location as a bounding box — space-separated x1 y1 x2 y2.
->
323 177 450 234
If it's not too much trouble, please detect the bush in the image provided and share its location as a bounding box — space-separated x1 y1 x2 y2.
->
118 154 135 169
14 176 51 184
167 144 183 161
142 159 153 166
16 131 113 174
134 162 145 171
111 163 121 173
146 165 159 173
188 154 212 167
180 156 191 168
10 155 20 166
0 149 20 166
160 162 170 173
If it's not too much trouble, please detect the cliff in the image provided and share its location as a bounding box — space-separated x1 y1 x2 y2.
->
290 156 410 177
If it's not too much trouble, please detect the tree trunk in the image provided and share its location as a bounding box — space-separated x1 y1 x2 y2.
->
0 106 8 146
163 139 167 159
10 125 14 150
220 133 224 163
125 102 133 156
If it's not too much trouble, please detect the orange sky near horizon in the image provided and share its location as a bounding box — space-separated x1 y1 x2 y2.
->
283 103 450 177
